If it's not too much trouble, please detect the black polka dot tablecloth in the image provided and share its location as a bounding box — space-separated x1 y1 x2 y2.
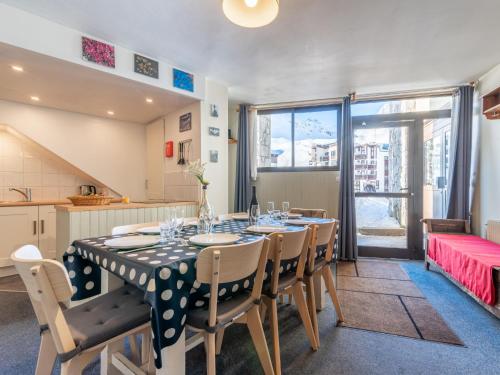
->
63 218 329 369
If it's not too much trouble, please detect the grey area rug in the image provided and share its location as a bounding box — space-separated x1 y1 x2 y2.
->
337 260 463 346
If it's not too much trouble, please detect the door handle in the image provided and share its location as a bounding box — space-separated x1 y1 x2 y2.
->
400 187 409 191
41 219 45 234
33 220 37 235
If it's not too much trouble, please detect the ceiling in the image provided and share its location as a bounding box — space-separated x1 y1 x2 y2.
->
2 0 500 104
0 43 196 123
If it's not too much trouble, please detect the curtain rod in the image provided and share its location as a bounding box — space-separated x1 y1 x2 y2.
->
245 85 460 111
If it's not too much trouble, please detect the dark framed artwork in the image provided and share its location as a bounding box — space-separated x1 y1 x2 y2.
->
81 36 115 68
173 68 194 92
209 150 219 163
134 54 159 78
210 104 219 118
179 113 192 132
208 127 220 137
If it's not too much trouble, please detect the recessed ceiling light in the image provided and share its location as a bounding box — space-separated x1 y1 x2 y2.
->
146 98 153 103
30 96 40 101
11 65 24 72
107 110 115 115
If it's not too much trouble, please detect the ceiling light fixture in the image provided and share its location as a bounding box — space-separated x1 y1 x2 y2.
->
11 65 24 72
30 96 40 101
223 0 279 28
107 110 115 115
146 98 153 103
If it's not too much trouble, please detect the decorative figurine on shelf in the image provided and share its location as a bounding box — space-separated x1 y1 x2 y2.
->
186 159 213 234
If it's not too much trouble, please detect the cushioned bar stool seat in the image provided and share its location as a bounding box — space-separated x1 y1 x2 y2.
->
59 284 150 361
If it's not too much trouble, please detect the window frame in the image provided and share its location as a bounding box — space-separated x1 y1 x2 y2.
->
257 104 342 173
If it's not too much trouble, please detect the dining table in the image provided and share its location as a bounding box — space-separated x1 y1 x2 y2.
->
63 216 332 374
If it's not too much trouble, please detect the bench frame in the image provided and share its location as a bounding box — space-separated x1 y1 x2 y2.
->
422 218 500 319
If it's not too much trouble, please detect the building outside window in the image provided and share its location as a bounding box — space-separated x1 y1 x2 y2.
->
257 105 341 171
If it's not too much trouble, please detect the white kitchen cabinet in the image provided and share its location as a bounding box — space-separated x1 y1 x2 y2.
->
39 205 56 259
0 206 39 268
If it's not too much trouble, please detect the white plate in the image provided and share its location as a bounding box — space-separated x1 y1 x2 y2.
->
184 218 221 226
286 213 303 218
246 225 288 234
189 233 241 246
232 213 249 220
104 235 160 249
285 219 313 226
137 226 160 234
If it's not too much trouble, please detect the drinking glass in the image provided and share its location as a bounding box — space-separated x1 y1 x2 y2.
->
282 201 290 222
267 201 275 221
249 204 260 225
159 220 173 243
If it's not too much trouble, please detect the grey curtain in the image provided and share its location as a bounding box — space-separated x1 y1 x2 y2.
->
446 86 474 220
234 104 252 212
338 96 358 260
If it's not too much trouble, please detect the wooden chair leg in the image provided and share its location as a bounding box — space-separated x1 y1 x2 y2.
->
129 335 140 365
206 332 216 375
291 283 318 351
246 306 275 375
287 292 293 305
268 298 281 375
141 330 152 367
260 300 268 321
215 328 225 355
61 350 97 375
322 266 345 323
36 331 57 375
278 295 284 304
304 276 320 347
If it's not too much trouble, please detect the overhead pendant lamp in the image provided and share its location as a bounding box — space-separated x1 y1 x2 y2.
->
222 0 279 28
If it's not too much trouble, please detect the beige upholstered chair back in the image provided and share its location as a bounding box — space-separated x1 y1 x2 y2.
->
196 238 266 284
290 208 327 218
487 220 500 245
11 245 76 355
111 222 159 235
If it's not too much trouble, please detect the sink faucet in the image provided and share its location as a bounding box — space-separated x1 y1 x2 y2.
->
9 187 32 202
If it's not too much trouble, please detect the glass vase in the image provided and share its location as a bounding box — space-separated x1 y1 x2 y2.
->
198 185 213 234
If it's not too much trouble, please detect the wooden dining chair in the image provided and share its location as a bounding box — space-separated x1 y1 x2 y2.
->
262 228 318 375
111 221 159 235
303 220 344 346
185 238 275 375
11 245 153 375
289 208 327 219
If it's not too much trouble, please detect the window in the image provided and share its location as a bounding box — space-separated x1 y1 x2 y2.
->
257 105 341 171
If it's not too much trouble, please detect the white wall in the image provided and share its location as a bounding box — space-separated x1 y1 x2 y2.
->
0 3 205 101
0 99 147 200
201 81 229 215
163 102 202 203
474 64 500 235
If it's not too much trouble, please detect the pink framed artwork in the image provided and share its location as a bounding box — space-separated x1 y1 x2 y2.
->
82 36 115 68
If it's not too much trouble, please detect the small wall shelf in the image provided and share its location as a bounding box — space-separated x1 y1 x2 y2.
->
228 138 238 144
483 88 500 119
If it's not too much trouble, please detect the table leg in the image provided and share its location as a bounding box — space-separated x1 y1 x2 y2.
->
156 329 186 374
102 268 124 293
314 272 325 311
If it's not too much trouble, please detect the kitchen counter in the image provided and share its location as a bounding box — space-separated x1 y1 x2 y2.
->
0 200 71 207
54 201 197 212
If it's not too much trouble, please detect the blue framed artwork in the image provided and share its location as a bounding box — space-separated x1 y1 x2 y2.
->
173 68 194 92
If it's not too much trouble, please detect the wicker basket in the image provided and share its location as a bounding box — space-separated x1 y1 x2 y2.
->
67 195 113 206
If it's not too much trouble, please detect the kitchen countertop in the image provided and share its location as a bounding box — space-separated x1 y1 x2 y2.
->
0 200 71 207
54 201 198 212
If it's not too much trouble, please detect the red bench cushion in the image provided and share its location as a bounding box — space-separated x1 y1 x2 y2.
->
428 233 500 305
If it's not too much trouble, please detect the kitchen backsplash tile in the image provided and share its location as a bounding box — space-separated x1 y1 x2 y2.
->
0 129 99 201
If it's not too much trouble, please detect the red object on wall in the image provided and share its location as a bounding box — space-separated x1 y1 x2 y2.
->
165 141 174 157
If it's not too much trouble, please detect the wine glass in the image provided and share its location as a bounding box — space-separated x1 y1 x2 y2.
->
282 201 290 222
267 202 275 222
249 204 260 225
